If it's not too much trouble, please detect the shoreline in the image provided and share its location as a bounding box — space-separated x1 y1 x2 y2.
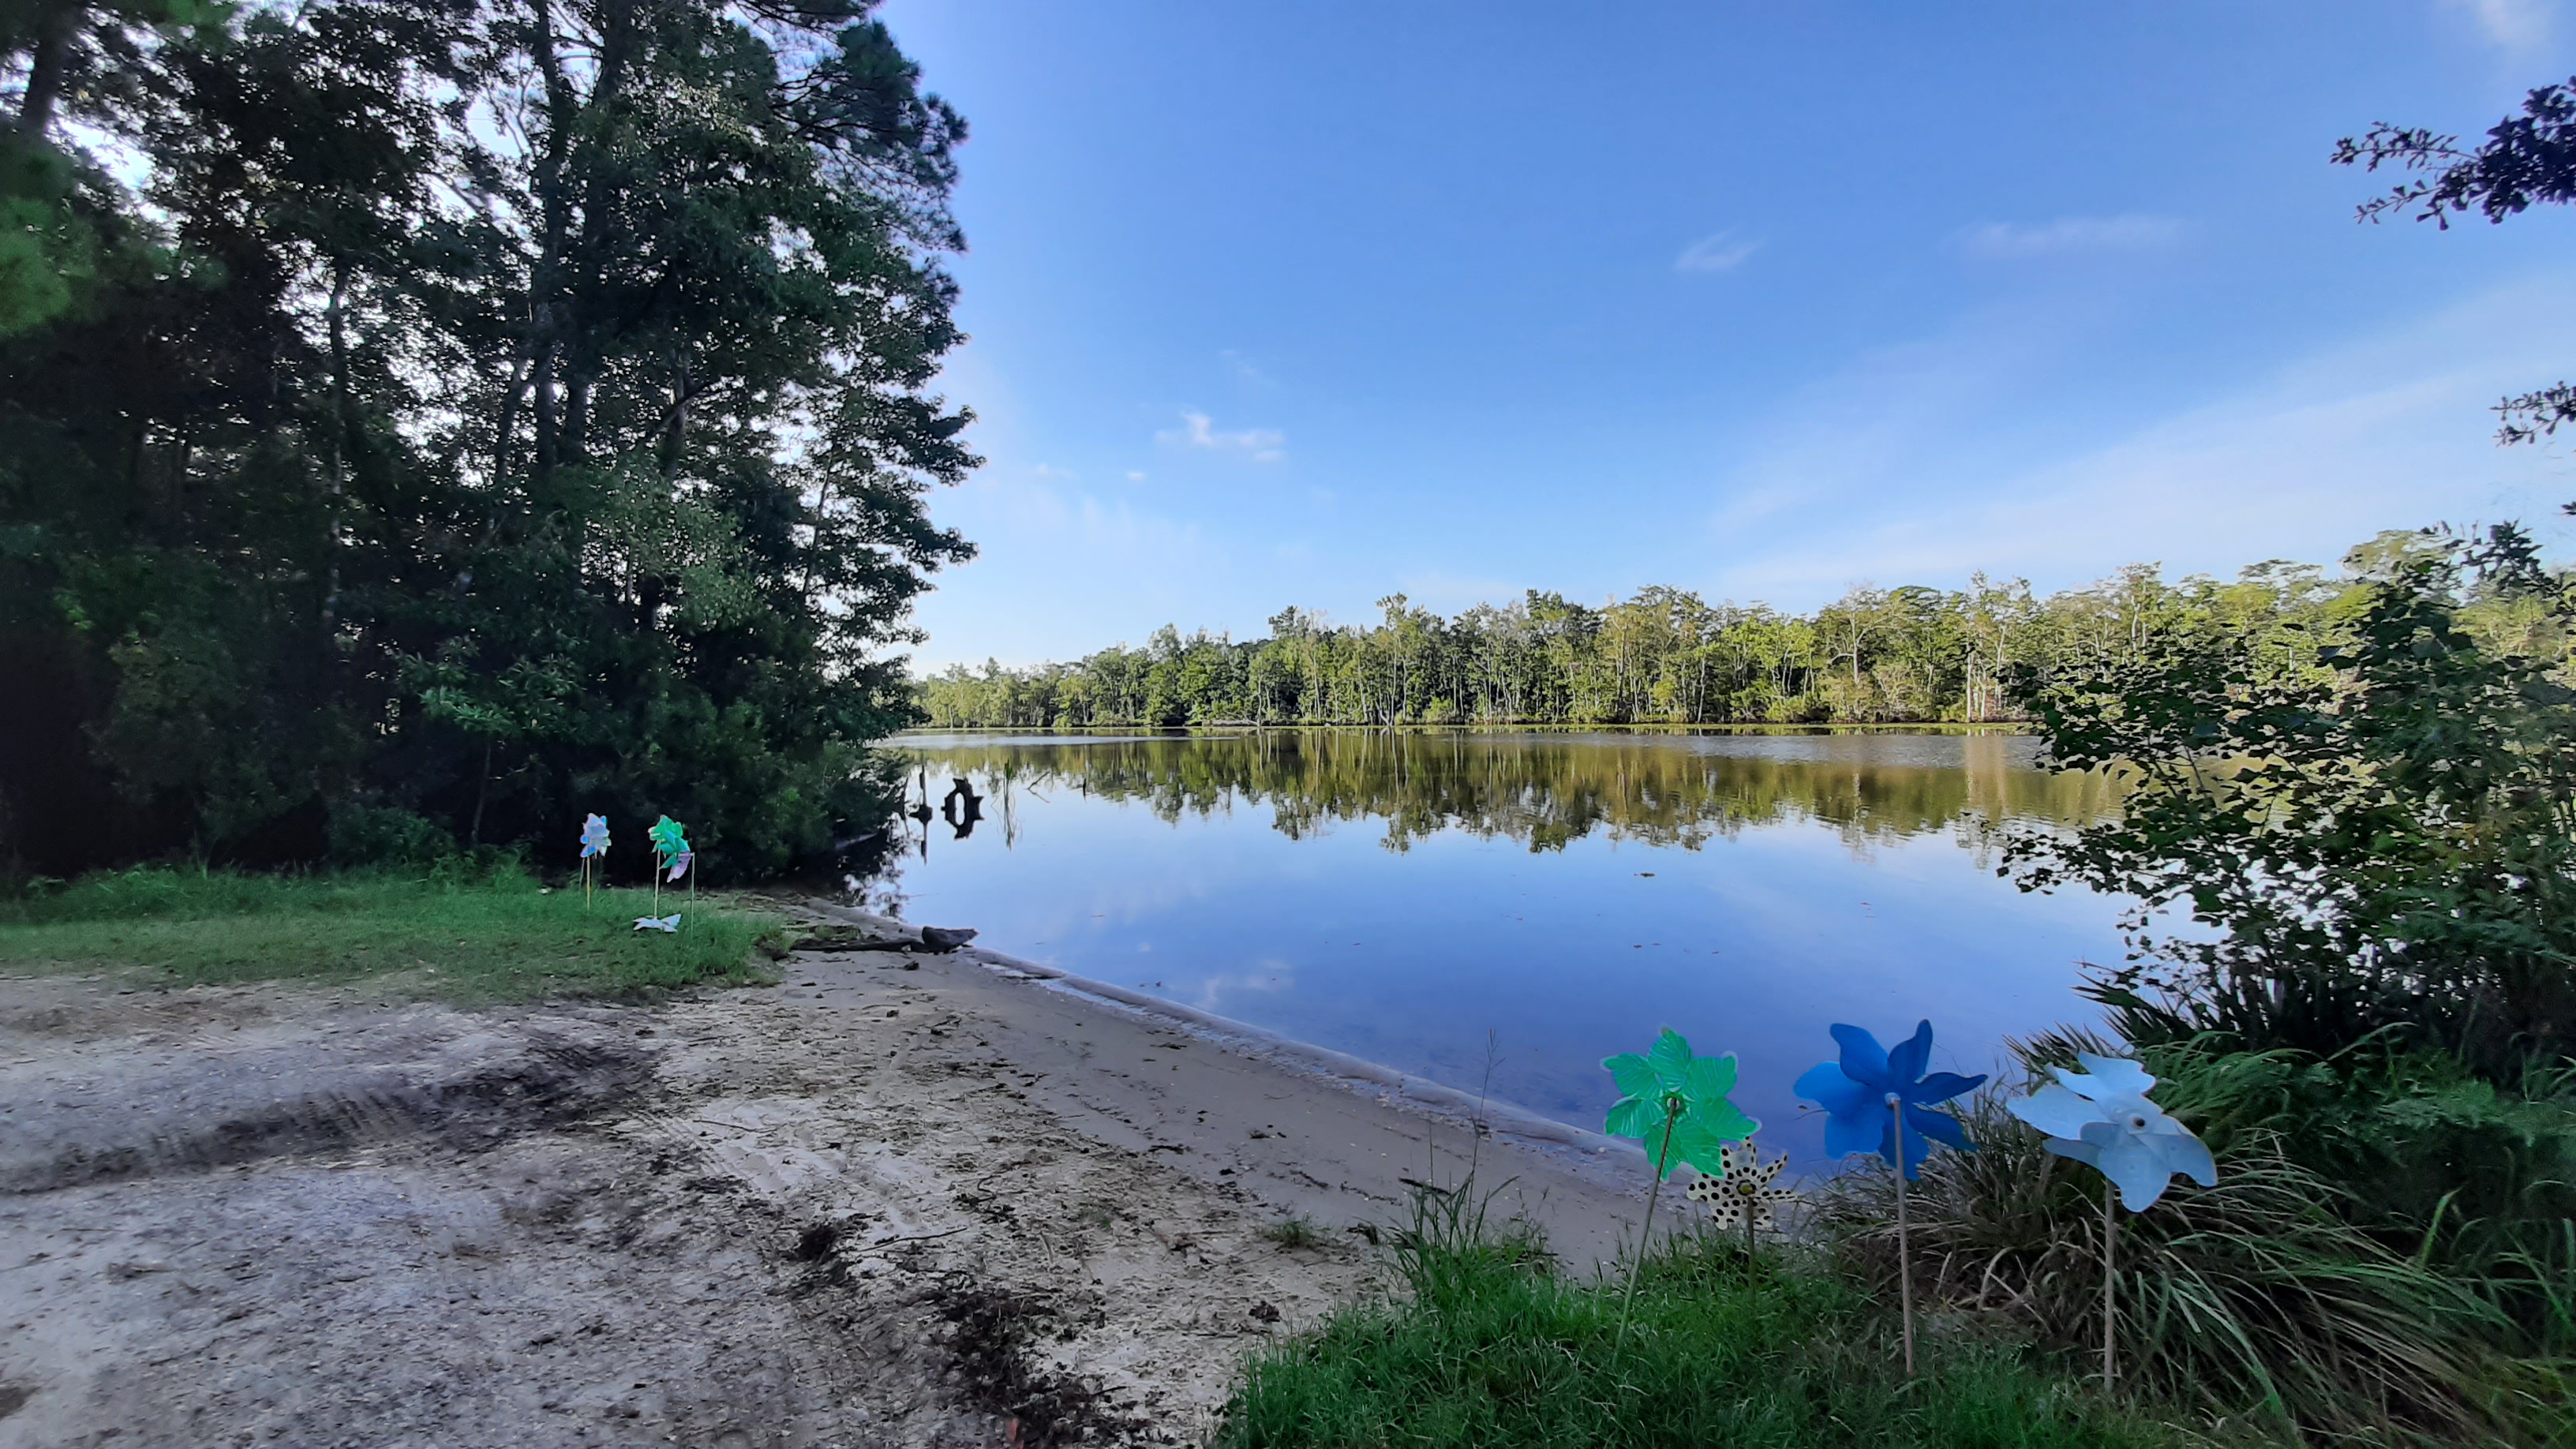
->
0 908 1653 1446
804 899 1632 1170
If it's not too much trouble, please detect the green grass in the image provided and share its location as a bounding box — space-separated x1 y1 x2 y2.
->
1261 1216 1330 1251
0 865 780 998
1218 1188 2241 1449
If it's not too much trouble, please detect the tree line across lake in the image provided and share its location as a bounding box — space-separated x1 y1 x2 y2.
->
916 536 2533 728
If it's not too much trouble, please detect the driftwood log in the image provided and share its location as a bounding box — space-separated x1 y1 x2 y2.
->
781 923 979 954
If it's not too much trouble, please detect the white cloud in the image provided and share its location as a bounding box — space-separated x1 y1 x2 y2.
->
1703 274 2576 605
1159 410 1286 462
1675 230 1762 274
2446 0 2552 49
1126 470 1148 481
1960 213 2187 260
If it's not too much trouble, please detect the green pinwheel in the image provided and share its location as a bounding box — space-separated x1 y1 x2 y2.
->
1601 1028 1756 1347
1601 1028 1758 1180
648 816 695 910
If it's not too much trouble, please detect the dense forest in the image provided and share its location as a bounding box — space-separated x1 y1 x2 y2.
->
0 0 975 878
915 540 2555 728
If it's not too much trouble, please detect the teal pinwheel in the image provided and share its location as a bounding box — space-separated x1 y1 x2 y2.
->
1602 1028 1758 1179
2005 1052 2217 1389
648 815 694 903
1601 1028 1757 1350
1793 1020 1984 1179
2006 1053 2215 1211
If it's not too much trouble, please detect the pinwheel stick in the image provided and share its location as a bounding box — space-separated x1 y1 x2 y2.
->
2102 1178 2117 1388
1616 1099 1682 1354
1891 1095 1915 1379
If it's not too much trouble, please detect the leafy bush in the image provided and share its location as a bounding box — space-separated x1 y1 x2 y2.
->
2004 523 2576 1080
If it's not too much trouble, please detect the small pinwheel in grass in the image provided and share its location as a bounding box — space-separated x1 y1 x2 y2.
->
1795 1020 1986 1377
633 913 680 934
2006 1053 2218 1388
647 815 695 909
1601 1029 1757 1346
1686 1140 1797 1234
576 814 611 907
1602 1028 1758 1179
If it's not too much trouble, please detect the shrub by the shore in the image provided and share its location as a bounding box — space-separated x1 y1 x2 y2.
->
1218 1186 2230 1449
0 864 778 998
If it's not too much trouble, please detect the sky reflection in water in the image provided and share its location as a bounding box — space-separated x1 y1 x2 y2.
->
865 730 2131 1171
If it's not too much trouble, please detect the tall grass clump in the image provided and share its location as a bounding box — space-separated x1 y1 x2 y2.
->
1818 1030 2576 1443
0 863 775 997
1217 1183 2222 1449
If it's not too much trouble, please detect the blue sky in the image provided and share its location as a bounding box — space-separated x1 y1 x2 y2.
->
876 0 2576 670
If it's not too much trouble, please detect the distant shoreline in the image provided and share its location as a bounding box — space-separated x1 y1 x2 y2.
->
894 721 2035 737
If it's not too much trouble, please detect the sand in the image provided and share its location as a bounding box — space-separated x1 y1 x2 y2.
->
0 904 1651 1448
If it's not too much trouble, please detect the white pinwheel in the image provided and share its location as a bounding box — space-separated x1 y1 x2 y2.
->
2007 1053 2216 1211
632 913 680 933
1685 1140 1798 1233
2009 1051 2219 1390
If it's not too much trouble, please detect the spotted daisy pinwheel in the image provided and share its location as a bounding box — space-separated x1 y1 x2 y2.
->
1686 1140 1797 1233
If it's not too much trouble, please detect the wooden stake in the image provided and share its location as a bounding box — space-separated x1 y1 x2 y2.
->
1892 1095 1914 1378
2103 1178 2117 1390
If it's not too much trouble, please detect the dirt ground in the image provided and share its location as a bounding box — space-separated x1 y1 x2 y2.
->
0 912 1645 1448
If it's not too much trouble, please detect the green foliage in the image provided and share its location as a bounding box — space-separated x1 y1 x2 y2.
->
0 0 975 878
2004 524 2576 1079
0 866 775 997
1261 1217 1330 1252
1218 1189 2235 1449
918 564 2363 729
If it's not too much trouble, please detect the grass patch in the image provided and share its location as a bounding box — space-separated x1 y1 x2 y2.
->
1219 1187 2236 1449
0 866 779 998
1261 1216 1329 1251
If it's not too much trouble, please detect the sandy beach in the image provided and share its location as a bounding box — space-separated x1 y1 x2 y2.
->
0 905 1649 1448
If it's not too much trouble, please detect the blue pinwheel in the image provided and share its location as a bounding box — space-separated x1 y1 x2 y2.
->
1794 1020 1986 1178
2007 1053 2219 1389
2007 1053 2215 1211
1795 1020 1985 1377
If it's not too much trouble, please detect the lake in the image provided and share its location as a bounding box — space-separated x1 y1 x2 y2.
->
858 729 2132 1170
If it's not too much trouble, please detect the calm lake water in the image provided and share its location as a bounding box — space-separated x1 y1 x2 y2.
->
859 730 2132 1168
